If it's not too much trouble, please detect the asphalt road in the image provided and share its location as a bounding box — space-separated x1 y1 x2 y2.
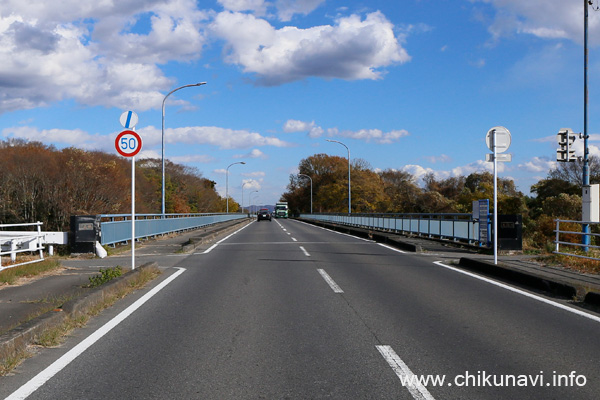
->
2 219 600 399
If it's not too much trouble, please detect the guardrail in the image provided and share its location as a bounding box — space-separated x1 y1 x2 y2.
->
299 213 488 246
553 219 600 261
99 213 248 245
0 222 45 270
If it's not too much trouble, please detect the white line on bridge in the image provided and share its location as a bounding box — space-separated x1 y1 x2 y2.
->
299 246 310 257
317 269 344 293
378 243 406 253
202 220 254 254
376 345 436 400
433 261 600 324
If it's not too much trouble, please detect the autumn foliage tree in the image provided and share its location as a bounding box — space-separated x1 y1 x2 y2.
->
0 140 231 231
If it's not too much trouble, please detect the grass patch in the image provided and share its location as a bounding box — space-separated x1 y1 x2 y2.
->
0 259 62 285
0 346 31 376
104 243 132 257
86 266 123 288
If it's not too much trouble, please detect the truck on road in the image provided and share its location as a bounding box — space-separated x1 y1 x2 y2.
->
274 202 289 218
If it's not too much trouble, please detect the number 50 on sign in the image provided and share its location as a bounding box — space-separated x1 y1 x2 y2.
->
115 130 142 157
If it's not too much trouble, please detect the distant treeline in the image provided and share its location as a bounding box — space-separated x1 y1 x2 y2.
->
282 153 600 249
0 140 234 231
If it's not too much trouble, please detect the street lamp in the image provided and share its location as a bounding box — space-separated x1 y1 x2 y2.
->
326 139 351 214
249 190 258 214
161 82 206 217
226 161 246 213
298 173 313 214
241 182 250 214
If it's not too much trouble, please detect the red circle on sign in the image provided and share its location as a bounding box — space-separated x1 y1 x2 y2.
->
115 130 142 157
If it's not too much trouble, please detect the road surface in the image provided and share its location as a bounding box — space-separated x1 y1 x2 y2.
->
2 219 599 399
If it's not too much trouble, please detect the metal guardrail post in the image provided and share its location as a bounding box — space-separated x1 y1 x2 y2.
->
555 219 560 254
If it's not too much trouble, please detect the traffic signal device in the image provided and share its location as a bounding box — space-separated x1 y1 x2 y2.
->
557 128 577 162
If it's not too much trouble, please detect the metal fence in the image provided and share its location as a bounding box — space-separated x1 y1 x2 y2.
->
99 213 248 245
0 222 45 270
553 219 600 261
299 213 488 246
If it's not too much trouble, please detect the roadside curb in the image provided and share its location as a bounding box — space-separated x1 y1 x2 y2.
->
458 257 600 306
181 218 252 252
0 262 158 368
299 218 423 252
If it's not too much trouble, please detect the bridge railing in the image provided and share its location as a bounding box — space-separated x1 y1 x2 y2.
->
99 213 248 245
0 222 45 270
553 219 600 261
299 213 487 246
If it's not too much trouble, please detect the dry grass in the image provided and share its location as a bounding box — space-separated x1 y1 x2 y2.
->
536 252 600 274
0 259 62 286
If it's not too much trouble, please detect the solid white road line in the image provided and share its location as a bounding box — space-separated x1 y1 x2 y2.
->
299 246 310 257
292 219 374 242
378 243 406 253
6 267 187 400
433 261 600 324
202 220 254 254
376 345 436 400
317 269 344 293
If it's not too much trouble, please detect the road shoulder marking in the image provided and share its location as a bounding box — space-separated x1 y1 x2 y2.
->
202 221 254 254
433 261 600 324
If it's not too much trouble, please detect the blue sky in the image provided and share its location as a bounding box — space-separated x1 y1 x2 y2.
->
1 0 600 207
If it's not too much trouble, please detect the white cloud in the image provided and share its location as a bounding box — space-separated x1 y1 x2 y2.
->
242 178 261 190
234 148 268 159
275 0 326 21
0 0 206 113
218 0 269 16
283 119 324 138
328 127 409 144
518 156 556 173
399 160 505 186
3 124 292 156
1 126 111 151
477 0 598 44
242 171 266 177
139 125 292 149
171 154 216 163
424 154 452 163
210 11 410 86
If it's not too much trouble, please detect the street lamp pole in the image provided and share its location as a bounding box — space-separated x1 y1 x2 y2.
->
298 173 313 214
161 82 206 218
583 0 591 248
241 182 250 214
326 139 351 214
249 190 258 214
226 162 246 213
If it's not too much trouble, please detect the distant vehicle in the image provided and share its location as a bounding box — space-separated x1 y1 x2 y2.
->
257 208 271 221
274 201 288 218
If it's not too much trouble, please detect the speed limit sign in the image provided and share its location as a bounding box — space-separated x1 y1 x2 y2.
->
115 130 142 157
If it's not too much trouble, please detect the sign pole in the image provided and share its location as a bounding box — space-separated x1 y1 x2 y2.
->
131 155 136 270
117 111 141 271
493 130 498 265
485 126 511 265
